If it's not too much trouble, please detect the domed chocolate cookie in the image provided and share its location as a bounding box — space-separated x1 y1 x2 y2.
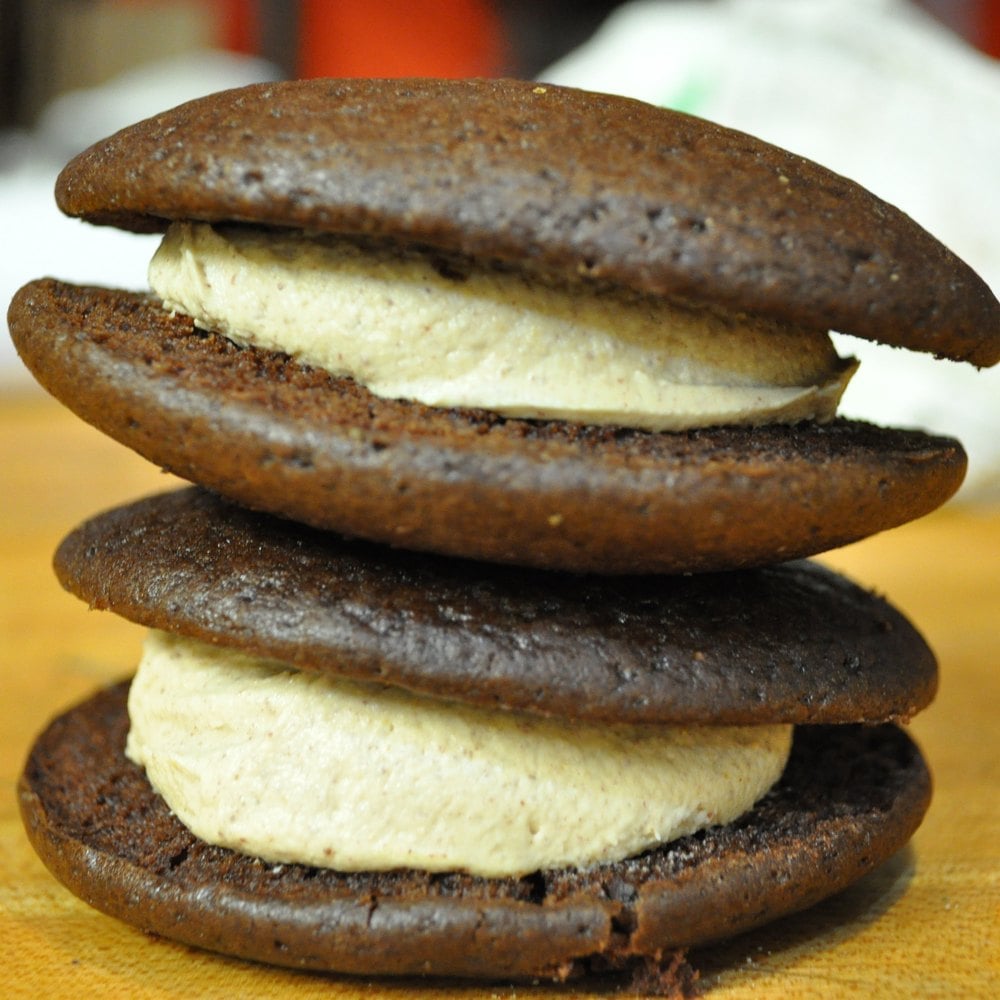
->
54 487 937 726
52 78 999 363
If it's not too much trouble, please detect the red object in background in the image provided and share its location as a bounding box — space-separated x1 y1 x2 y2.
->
978 0 1000 56
206 0 998 72
297 0 508 79
215 0 259 55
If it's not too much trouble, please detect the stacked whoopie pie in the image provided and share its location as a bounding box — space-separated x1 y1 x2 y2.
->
10 79 1000 991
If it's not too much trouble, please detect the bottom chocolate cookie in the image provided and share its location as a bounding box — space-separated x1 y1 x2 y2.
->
19 681 930 985
9 278 969 574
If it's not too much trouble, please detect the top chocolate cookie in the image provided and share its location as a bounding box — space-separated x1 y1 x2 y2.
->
56 77 998 365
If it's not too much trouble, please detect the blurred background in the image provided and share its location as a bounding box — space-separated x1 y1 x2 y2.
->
2 0 999 496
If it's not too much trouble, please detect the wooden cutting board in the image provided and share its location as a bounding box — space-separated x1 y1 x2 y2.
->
2 391 997 998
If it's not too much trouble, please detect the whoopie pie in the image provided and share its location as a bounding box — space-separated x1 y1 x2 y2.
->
9 78 999 573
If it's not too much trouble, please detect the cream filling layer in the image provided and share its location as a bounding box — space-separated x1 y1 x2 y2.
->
148 222 855 431
125 631 793 878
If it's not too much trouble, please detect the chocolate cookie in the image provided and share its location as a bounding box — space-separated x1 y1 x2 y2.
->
18 681 931 983
53 487 937 726
9 280 968 573
53 78 999 363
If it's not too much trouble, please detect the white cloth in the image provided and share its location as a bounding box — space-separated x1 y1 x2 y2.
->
544 0 1000 500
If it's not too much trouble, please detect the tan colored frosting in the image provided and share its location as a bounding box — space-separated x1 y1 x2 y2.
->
149 222 855 431
126 631 793 877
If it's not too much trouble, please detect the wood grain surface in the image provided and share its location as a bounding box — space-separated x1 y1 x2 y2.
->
2 390 998 998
